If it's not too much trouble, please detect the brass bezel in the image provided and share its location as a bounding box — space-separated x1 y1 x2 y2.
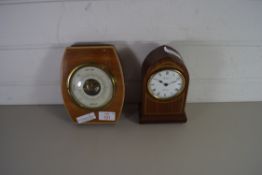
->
147 69 185 101
67 64 116 109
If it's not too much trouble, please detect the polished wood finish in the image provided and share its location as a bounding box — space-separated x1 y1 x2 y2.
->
61 45 125 124
140 45 189 123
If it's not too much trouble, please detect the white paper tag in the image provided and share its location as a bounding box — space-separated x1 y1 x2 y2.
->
76 112 96 124
98 112 116 121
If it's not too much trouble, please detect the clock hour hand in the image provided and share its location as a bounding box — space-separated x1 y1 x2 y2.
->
153 78 170 86
153 78 164 84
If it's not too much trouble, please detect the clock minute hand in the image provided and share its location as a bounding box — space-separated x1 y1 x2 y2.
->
169 78 179 85
169 81 176 84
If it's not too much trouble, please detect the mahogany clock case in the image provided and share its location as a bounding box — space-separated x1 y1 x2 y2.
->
61 44 125 124
140 45 189 123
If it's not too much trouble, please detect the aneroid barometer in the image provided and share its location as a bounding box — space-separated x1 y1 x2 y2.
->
140 45 189 123
61 45 125 124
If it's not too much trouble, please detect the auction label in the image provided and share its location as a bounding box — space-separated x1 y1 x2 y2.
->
76 112 96 124
98 111 116 121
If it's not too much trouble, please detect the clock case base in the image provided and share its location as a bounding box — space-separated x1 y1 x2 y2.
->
140 113 187 123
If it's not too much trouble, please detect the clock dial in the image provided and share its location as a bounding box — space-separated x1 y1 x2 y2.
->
68 65 114 109
147 69 185 100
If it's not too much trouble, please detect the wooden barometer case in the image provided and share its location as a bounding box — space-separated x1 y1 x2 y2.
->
140 45 189 123
61 44 125 124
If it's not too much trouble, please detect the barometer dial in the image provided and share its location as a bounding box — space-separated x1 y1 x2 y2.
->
68 65 114 109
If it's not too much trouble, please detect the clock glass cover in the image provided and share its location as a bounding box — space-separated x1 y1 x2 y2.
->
68 65 114 108
147 69 185 100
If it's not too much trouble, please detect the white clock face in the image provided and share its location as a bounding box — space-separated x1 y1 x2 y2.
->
147 69 185 100
68 65 114 109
